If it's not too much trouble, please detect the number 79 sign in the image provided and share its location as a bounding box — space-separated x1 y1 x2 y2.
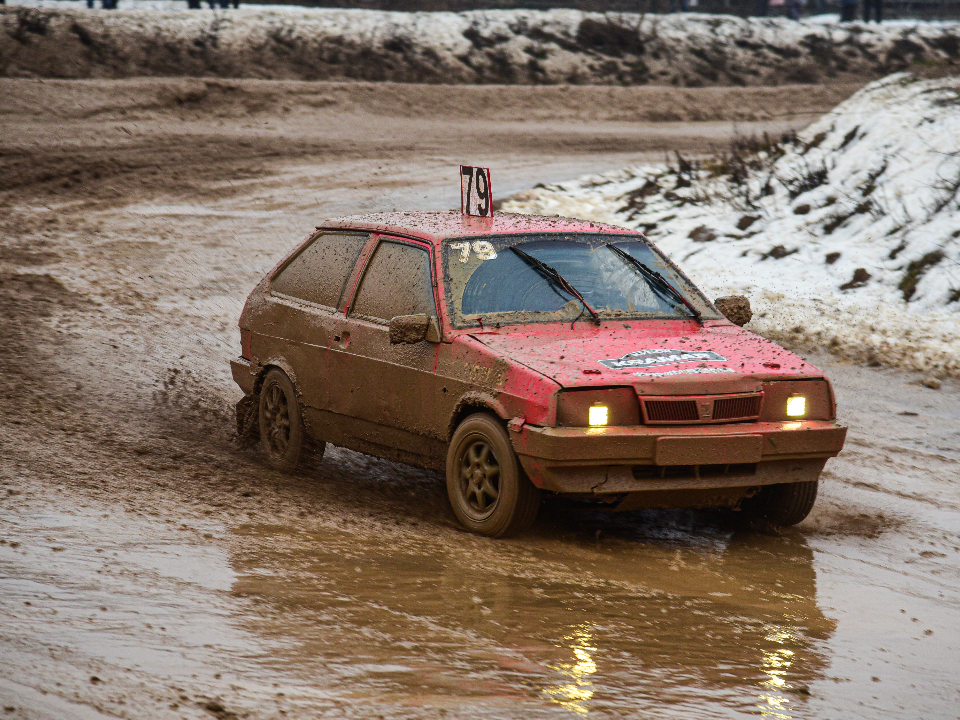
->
460 165 493 218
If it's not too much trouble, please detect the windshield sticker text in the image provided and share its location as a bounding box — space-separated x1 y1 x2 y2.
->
599 348 728 370
634 367 735 378
450 240 498 263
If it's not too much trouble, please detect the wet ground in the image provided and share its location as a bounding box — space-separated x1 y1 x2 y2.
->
1 79 959 720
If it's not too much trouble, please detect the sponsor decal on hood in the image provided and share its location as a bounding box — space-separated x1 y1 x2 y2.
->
599 348 728 370
634 367 735 378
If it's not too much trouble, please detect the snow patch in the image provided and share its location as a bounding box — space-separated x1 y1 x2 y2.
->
2 4 959 84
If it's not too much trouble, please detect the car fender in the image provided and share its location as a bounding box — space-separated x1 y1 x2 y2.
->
447 390 510 440
254 356 303 402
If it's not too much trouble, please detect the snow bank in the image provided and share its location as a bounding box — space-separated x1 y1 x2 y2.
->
2 4 959 83
502 73 960 377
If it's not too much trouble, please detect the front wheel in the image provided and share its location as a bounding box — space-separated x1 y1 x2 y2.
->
739 480 818 527
258 368 324 474
446 414 541 538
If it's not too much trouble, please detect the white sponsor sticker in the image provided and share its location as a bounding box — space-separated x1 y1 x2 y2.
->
634 367 736 379
599 347 728 370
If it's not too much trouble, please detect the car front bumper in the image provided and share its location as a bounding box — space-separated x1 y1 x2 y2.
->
509 420 846 495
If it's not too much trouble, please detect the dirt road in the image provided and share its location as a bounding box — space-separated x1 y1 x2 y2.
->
1 79 958 720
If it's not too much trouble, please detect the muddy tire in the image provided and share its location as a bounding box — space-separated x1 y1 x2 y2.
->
446 414 540 538
739 480 818 527
258 368 324 474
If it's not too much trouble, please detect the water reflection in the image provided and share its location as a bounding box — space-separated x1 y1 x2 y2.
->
227 514 836 717
758 643 796 718
542 624 597 714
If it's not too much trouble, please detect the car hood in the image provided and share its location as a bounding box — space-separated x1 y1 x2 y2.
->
468 320 823 395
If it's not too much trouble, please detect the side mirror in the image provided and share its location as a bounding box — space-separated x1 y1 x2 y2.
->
714 295 752 327
389 314 442 344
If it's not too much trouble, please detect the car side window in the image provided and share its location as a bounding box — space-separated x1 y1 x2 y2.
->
350 241 435 322
270 232 369 309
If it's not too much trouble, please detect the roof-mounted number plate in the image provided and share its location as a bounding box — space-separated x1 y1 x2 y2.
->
460 165 493 218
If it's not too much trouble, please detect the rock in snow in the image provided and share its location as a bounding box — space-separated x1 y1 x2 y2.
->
503 73 960 376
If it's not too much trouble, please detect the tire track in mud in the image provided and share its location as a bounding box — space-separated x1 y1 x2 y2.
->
1 77 858 207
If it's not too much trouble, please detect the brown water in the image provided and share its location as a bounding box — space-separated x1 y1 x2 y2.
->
229 520 833 717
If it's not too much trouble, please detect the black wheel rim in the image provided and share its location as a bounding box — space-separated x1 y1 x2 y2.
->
457 438 501 521
262 382 291 456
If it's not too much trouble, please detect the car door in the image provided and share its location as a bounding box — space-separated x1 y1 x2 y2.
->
325 235 445 466
256 230 369 415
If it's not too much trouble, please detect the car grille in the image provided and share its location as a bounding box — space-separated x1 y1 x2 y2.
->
644 399 699 423
713 394 762 420
640 393 762 425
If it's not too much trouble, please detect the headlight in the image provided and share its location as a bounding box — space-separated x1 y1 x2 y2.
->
761 380 833 421
556 388 639 427
786 395 806 417
588 404 609 426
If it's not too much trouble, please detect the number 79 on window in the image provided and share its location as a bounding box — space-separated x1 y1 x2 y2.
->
460 165 493 218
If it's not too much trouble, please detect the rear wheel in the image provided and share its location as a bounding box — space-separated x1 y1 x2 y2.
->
446 414 540 537
258 368 324 474
739 480 818 527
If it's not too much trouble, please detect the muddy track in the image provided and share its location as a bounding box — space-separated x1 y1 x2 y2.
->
1 78 959 719
0 77 858 206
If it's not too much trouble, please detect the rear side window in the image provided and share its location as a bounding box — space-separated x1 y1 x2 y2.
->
271 232 368 309
350 241 435 322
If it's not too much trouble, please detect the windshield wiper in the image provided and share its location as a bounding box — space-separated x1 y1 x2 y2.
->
605 243 702 324
510 246 601 326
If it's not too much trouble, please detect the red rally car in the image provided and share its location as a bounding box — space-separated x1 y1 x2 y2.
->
231 211 847 537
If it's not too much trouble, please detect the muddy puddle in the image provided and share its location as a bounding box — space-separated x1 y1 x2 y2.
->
230 519 833 717
0 490 838 719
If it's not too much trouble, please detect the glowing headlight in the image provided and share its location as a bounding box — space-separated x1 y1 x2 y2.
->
786 395 806 417
588 404 609 426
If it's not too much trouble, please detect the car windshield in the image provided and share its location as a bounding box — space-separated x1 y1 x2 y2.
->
442 233 719 328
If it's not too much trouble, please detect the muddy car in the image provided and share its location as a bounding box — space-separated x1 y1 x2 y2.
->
231 211 846 536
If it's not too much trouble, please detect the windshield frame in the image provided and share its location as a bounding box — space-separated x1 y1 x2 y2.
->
441 232 721 329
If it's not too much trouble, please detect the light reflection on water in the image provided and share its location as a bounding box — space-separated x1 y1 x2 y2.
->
542 624 598 714
228 512 836 717
757 641 797 718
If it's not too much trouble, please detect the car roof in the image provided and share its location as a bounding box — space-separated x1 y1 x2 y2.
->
317 210 639 245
